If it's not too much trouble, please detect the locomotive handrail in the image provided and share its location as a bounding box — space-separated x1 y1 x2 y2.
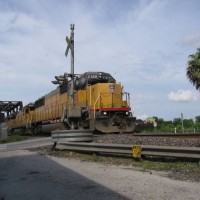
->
93 93 101 119
88 84 92 106
26 114 32 127
122 92 130 107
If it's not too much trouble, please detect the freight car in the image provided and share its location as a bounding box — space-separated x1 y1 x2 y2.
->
7 24 136 135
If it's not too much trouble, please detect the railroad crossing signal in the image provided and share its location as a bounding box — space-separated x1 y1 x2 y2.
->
65 24 74 58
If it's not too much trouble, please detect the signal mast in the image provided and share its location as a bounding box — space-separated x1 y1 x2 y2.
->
65 24 75 105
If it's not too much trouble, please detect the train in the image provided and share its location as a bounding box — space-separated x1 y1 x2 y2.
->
6 25 136 135
7 71 136 135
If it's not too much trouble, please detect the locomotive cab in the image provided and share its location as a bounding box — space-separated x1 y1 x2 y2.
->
74 72 136 133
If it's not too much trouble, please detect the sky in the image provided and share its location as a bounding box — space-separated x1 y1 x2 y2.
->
0 0 200 121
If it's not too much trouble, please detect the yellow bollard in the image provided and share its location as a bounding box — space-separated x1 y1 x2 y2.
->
132 145 142 158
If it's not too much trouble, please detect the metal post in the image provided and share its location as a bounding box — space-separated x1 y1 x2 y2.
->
70 24 75 105
65 24 75 105
128 93 130 107
112 93 113 108
181 113 184 133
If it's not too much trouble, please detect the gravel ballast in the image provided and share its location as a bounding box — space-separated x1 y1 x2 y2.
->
93 134 200 147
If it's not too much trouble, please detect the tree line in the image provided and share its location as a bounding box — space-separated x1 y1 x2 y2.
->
135 116 200 133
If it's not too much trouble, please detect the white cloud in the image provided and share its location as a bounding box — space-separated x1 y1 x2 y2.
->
182 30 200 47
137 0 165 22
167 90 198 102
136 114 148 120
134 94 154 102
0 0 200 120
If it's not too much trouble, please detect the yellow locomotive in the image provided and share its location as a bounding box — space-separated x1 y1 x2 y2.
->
7 71 136 134
7 24 136 135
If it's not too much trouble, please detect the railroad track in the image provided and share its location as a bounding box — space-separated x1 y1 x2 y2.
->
55 142 200 160
133 133 200 138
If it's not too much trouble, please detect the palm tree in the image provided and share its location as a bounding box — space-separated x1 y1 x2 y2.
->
186 48 200 90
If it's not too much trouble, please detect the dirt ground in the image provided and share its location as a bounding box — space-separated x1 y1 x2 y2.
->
30 145 200 183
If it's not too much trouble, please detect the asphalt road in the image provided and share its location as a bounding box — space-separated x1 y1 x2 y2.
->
0 137 52 152
0 138 200 200
0 150 128 200
0 138 127 199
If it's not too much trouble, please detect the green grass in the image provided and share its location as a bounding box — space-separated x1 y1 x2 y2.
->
0 135 28 144
87 154 103 162
133 159 199 172
77 154 200 173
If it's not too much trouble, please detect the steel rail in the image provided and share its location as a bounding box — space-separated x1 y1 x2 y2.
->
55 142 200 159
133 133 200 138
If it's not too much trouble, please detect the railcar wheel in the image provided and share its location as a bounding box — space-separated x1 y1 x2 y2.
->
33 125 42 135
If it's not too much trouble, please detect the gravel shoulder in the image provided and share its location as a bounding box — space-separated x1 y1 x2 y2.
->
50 155 200 200
32 145 200 183
93 134 200 182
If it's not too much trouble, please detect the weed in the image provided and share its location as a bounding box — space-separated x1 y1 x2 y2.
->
0 135 27 144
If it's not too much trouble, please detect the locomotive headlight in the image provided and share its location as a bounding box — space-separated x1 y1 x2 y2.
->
126 112 129 115
103 112 107 115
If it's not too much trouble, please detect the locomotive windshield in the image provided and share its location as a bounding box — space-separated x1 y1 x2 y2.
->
75 72 116 90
